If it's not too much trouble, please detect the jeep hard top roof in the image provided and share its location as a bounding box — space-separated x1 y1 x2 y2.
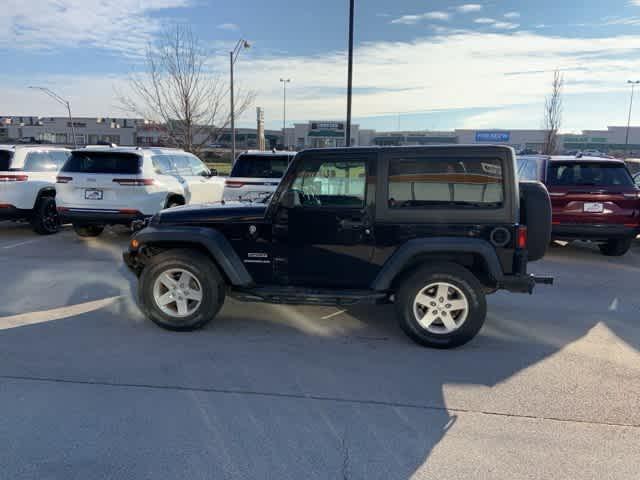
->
240 150 296 156
519 154 625 164
296 144 515 156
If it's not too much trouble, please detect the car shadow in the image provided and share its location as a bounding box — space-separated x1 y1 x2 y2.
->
0 239 639 478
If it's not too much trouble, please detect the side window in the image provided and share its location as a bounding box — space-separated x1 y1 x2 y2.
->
289 157 366 208
24 151 59 172
171 155 193 176
388 156 504 208
152 155 174 175
519 159 538 181
186 155 209 176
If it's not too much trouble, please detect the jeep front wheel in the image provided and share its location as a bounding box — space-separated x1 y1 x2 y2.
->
139 249 225 331
395 263 487 349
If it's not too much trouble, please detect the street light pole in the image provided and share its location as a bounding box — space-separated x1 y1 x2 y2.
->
229 39 251 164
28 86 77 148
280 78 290 149
345 0 355 147
625 80 640 155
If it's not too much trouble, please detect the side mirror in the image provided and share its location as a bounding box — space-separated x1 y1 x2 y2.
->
280 190 301 209
208 168 218 177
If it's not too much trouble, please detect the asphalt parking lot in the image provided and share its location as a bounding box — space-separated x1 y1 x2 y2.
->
0 222 639 479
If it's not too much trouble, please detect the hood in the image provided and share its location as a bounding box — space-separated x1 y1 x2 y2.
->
156 200 267 225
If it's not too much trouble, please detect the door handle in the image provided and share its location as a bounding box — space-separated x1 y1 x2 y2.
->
339 218 364 229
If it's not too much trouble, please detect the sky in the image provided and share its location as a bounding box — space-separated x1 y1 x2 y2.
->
2 0 640 132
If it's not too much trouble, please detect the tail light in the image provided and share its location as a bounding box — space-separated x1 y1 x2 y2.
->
119 209 141 214
0 204 14 209
113 179 156 186
56 176 73 183
225 180 245 188
548 192 566 197
517 226 528 249
0 174 28 182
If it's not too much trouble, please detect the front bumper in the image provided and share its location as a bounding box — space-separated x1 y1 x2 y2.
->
552 223 640 241
58 207 147 226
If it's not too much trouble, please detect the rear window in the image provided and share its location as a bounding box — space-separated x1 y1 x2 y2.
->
0 150 13 171
230 154 292 178
62 152 142 174
547 162 633 187
24 151 70 172
388 156 504 208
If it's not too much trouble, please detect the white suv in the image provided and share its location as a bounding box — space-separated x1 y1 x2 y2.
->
0 145 71 234
223 150 296 202
56 147 224 237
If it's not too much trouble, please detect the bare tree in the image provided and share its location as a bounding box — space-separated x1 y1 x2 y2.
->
542 70 564 155
118 25 255 154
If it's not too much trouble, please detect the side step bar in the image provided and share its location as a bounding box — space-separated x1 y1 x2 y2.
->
230 287 390 306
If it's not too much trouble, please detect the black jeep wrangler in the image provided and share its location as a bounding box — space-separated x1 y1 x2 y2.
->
124 146 553 349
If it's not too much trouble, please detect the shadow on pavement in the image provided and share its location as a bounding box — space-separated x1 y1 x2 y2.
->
0 235 639 478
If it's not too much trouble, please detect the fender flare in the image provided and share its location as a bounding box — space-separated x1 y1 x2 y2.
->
371 237 505 291
132 225 253 287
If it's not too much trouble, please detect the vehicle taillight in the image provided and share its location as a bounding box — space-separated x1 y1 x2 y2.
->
225 180 245 188
113 179 156 186
517 226 528 249
0 174 28 182
56 176 73 183
548 192 566 197
119 209 141 215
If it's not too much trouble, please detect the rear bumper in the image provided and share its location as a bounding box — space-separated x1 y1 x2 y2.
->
58 207 146 226
0 205 33 220
552 223 640 241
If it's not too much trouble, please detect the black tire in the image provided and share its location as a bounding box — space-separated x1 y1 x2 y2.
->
599 238 633 256
31 196 59 235
138 249 226 331
395 263 487 349
73 224 105 237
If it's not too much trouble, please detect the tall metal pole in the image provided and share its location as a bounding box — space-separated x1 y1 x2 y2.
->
28 86 78 148
345 0 355 147
230 51 236 163
280 78 290 149
625 80 640 154
66 102 77 148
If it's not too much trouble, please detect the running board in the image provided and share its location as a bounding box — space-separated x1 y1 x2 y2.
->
230 286 390 306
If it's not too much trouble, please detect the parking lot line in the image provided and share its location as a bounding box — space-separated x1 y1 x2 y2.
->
0 296 121 330
321 309 347 320
1 238 43 250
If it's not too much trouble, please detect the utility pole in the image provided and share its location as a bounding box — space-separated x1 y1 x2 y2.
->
28 86 77 147
229 39 251 164
625 80 640 155
280 78 290 149
345 0 355 147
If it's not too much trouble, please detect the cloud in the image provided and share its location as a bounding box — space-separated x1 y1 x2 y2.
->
217 23 239 31
504 12 521 18
391 11 450 24
4 30 640 131
474 18 496 24
0 0 191 56
492 22 520 30
456 4 483 13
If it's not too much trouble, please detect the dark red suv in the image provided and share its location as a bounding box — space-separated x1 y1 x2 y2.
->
517 155 640 256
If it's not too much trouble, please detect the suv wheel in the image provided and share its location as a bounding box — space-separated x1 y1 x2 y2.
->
32 196 59 235
139 249 226 331
73 224 105 237
395 263 487 349
599 238 633 256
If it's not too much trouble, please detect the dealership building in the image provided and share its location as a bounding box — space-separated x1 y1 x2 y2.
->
4 115 640 155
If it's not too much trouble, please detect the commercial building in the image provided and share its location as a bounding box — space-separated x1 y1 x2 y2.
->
4 114 640 155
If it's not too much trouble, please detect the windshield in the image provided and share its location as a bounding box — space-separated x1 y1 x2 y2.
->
230 155 291 178
61 152 142 174
0 150 14 171
547 162 634 187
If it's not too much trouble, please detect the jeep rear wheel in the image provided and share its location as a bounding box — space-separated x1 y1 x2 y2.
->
139 249 225 331
599 238 632 257
395 263 487 349
32 196 59 235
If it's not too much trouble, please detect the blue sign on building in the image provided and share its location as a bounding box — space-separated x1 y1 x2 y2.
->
476 132 510 142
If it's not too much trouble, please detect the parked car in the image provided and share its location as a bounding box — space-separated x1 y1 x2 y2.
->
223 150 296 202
518 155 640 256
56 146 225 237
0 144 71 234
124 145 553 349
